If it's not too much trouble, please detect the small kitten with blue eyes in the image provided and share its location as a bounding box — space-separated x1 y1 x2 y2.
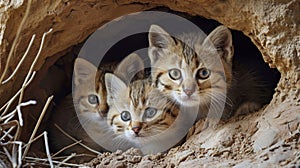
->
105 75 179 139
105 53 194 154
48 53 145 158
148 24 269 119
105 70 186 154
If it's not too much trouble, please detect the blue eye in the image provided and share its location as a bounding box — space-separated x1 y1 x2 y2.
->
197 68 210 79
144 107 157 118
88 94 99 104
121 111 131 121
168 69 182 80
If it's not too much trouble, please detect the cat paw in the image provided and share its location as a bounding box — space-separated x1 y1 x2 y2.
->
235 102 261 116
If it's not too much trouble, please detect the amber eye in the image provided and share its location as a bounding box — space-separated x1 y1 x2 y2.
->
144 107 157 118
197 68 210 79
88 94 99 104
121 111 131 121
168 69 182 80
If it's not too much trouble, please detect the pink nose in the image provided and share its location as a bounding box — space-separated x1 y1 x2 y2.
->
132 126 141 134
183 88 195 96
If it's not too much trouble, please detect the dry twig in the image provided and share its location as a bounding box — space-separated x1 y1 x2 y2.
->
22 96 53 159
24 157 85 167
0 0 32 84
1 34 36 84
43 131 53 168
52 140 82 157
18 28 53 105
54 124 101 155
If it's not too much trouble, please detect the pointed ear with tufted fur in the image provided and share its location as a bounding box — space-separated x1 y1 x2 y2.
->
203 25 234 64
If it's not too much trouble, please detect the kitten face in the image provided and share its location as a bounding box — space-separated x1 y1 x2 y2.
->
148 25 234 107
73 53 145 120
105 74 178 145
70 54 148 152
73 58 108 120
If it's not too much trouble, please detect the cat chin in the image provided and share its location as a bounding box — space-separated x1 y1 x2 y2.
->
174 95 200 107
124 136 148 146
124 132 148 143
125 132 144 138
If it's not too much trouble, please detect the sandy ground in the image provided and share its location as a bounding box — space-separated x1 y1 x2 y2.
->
83 101 300 167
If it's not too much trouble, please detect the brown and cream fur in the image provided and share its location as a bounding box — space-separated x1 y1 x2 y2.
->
48 53 145 158
105 71 182 153
148 25 268 119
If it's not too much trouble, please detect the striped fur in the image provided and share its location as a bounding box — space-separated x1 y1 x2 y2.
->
105 74 179 146
49 53 145 156
148 25 232 110
148 25 266 119
73 53 144 118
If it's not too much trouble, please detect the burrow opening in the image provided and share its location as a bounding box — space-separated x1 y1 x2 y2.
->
27 9 280 163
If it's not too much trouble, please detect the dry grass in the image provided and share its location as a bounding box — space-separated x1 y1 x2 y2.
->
0 1 92 167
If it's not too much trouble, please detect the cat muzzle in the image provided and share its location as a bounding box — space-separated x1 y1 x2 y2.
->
132 126 141 135
183 88 195 96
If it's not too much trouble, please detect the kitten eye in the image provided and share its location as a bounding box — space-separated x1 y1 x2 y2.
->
168 69 182 80
88 94 99 104
121 111 131 121
144 107 157 118
197 68 210 79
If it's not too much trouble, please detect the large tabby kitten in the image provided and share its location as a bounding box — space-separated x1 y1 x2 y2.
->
148 25 268 118
48 53 144 158
105 72 183 153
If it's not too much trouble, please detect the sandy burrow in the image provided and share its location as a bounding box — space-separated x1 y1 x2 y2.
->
83 101 299 167
0 1 298 167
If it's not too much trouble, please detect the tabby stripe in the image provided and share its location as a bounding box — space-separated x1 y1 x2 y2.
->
141 96 146 105
110 114 119 125
117 128 123 132
194 58 200 67
165 108 177 118
155 72 163 87
170 110 177 118
156 118 165 124
159 122 169 126
159 80 173 90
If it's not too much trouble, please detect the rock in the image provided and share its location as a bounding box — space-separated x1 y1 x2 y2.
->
233 160 252 168
137 160 155 168
129 155 142 163
253 128 278 152
116 155 124 161
174 149 194 163
112 161 126 168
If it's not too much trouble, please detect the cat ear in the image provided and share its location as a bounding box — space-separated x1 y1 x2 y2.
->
148 25 176 63
114 53 144 84
203 26 234 64
74 58 97 86
105 73 127 102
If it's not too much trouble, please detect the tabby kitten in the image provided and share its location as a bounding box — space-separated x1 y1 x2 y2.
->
49 58 108 157
148 25 268 118
49 53 144 157
105 73 185 154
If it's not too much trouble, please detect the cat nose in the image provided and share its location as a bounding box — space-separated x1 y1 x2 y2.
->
183 88 195 96
132 126 141 134
183 83 196 96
